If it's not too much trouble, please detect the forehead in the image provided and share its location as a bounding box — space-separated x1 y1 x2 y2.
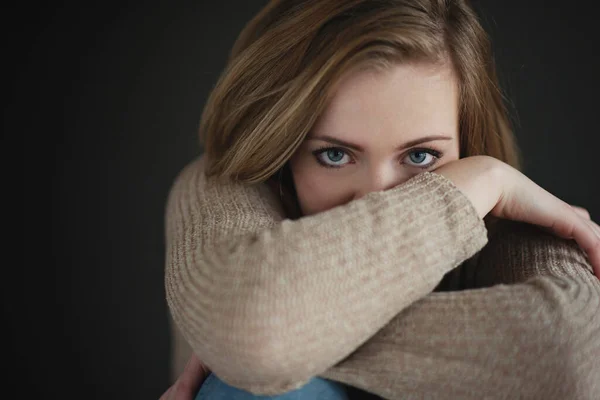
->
311 62 459 142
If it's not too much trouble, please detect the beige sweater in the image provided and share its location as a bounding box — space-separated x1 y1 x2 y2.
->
164 155 600 399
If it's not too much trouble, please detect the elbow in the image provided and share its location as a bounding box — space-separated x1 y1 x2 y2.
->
207 317 311 395
223 341 313 396
192 328 310 396
166 287 308 395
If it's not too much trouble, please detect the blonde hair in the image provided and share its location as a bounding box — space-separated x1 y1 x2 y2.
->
199 0 520 216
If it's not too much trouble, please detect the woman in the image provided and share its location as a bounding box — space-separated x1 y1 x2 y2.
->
161 0 600 399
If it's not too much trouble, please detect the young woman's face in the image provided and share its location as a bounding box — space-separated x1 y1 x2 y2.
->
289 62 461 216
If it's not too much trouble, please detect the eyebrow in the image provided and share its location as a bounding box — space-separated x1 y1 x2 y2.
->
307 134 453 152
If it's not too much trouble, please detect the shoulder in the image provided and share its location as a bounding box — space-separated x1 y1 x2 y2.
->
167 154 277 208
166 154 206 200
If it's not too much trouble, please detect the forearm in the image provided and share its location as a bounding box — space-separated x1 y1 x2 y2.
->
320 273 600 399
165 157 488 395
319 222 600 399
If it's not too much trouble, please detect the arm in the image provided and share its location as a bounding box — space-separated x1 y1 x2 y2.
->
472 219 596 286
319 222 600 399
164 155 488 395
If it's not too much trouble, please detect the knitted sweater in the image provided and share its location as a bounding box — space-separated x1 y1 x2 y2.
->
164 155 600 399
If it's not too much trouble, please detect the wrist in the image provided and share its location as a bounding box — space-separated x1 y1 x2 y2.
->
436 156 503 219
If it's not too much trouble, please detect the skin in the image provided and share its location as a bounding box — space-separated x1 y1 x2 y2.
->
289 61 461 216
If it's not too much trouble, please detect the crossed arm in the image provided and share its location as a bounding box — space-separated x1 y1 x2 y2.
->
164 156 600 399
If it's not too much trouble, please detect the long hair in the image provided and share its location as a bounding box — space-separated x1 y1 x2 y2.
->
199 0 520 217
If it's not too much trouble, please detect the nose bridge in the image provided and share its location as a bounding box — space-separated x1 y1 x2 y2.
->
357 162 400 198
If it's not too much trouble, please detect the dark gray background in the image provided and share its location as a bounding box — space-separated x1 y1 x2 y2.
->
10 1 599 398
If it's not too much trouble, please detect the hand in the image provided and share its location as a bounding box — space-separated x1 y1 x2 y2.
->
159 353 211 400
436 156 600 278
569 205 600 243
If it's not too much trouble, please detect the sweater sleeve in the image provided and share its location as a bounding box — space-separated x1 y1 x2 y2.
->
319 222 600 399
164 155 488 395
468 219 596 286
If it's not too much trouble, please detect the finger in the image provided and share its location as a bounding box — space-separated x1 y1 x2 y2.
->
548 205 577 239
584 219 600 279
584 219 600 244
174 354 207 400
589 219 600 239
571 205 591 220
570 215 600 279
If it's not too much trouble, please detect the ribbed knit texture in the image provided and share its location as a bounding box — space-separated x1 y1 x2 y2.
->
165 155 600 399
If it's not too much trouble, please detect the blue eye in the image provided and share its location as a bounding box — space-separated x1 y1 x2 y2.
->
312 146 442 169
409 151 428 164
326 149 345 162
313 147 350 168
404 149 441 168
